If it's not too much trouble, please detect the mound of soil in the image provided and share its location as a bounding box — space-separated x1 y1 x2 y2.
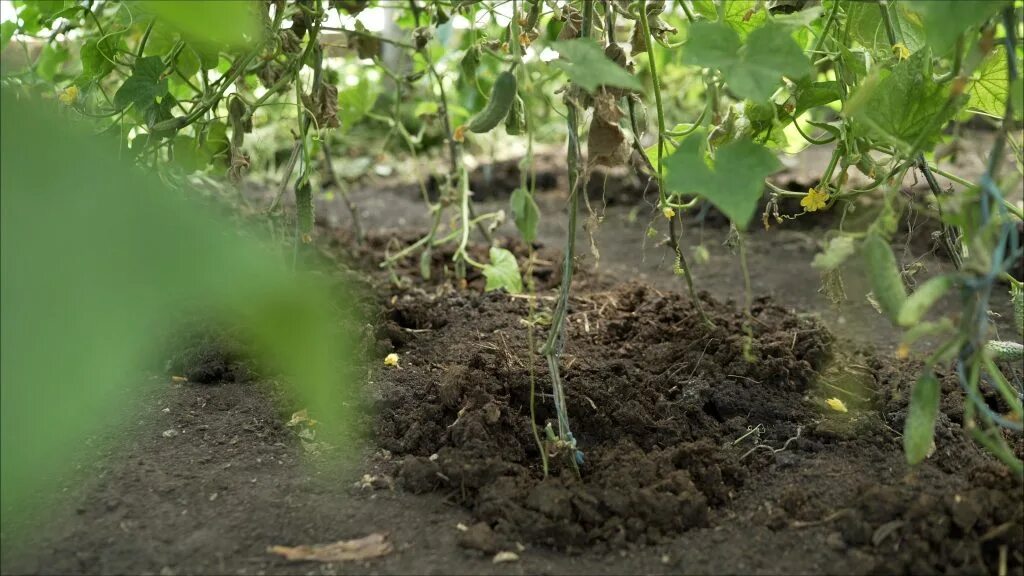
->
375 284 827 547
370 278 1022 571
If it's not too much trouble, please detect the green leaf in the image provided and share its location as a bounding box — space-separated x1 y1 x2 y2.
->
113 55 169 112
509 188 540 243
644 137 678 168
967 46 1009 118
339 76 379 129
683 22 739 69
195 44 220 70
793 80 841 116
80 37 117 82
846 50 956 155
549 38 644 94
1 21 16 53
16 3 42 35
692 0 768 38
904 371 941 465
720 0 766 39
33 0 69 23
683 22 809 102
690 0 717 20
845 1 926 53
482 247 523 294
411 100 439 117
1 88 359 527
773 5 823 31
175 46 201 80
812 236 856 270
203 121 230 158
138 0 262 48
904 0 1007 56
664 130 781 229
173 135 209 173
35 44 68 82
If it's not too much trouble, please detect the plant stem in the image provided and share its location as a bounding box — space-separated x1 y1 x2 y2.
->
638 0 667 206
671 214 713 327
811 0 840 55
540 0 593 476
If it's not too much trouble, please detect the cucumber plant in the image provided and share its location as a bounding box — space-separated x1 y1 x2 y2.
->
4 0 1021 475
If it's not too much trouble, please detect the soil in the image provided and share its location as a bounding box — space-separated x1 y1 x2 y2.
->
3 144 1023 576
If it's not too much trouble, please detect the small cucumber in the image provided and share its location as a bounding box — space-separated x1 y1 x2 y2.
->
986 340 1023 361
898 274 955 327
468 71 518 134
863 232 907 324
904 371 940 465
296 180 313 240
505 94 526 135
1012 283 1023 339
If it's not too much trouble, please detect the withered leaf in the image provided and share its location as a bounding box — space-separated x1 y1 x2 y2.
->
269 533 393 562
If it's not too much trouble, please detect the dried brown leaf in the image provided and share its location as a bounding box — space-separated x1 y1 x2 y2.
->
558 5 582 40
269 533 393 562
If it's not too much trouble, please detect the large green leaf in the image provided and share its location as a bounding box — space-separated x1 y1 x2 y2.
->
690 0 766 38
846 50 956 155
80 36 118 82
720 0 766 38
1 89 360 528
510 188 540 244
549 39 644 94
0 21 16 53
34 43 68 82
904 371 941 465
904 0 1007 56
137 0 262 48
113 55 169 111
338 75 379 130
967 46 1009 118
683 22 810 102
664 130 781 229
793 80 842 116
845 1 926 53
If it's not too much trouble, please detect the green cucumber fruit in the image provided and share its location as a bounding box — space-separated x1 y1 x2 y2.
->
1012 283 1023 339
904 371 940 465
863 232 907 324
468 71 517 134
898 274 955 327
296 180 313 238
986 340 1023 361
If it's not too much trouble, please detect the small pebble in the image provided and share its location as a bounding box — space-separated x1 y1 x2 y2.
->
162 429 178 438
492 551 519 564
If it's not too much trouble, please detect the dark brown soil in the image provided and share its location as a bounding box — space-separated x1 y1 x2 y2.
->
378 285 829 546
3 147 1023 575
369 281 1023 573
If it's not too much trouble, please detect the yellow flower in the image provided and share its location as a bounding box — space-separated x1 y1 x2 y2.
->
384 353 400 367
662 206 676 219
892 43 910 61
826 397 848 413
58 85 79 106
896 343 910 360
800 187 829 212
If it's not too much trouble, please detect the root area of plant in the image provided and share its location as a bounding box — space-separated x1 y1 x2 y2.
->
375 281 1022 574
